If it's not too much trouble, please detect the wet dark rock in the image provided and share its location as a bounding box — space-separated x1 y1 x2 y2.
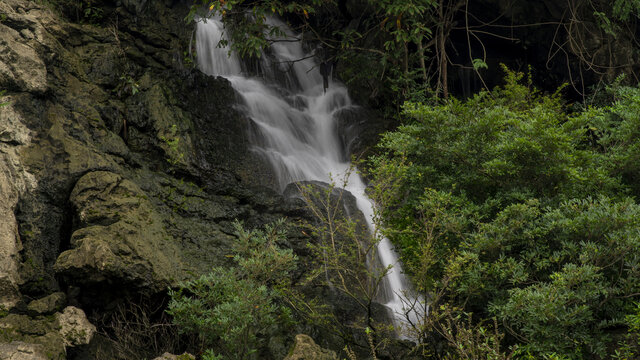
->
334 106 392 161
284 180 366 225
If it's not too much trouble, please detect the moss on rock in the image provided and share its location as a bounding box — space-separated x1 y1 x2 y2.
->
55 171 182 293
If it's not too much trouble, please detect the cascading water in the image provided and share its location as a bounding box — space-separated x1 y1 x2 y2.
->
195 15 423 336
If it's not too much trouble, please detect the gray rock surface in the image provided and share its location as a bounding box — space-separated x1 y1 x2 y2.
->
0 0 387 358
27 292 66 315
56 306 96 347
0 313 66 359
54 171 182 292
0 0 308 357
0 91 37 311
0 341 48 360
0 1 48 94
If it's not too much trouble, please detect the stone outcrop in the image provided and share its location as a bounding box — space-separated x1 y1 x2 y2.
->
0 99 35 311
0 306 94 359
0 1 48 94
0 0 393 359
56 306 96 348
334 106 393 161
26 292 66 316
0 342 48 360
54 171 182 292
284 334 337 360
153 353 195 360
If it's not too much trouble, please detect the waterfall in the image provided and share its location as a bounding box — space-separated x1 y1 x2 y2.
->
195 15 424 336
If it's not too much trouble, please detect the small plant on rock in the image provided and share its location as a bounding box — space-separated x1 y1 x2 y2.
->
0 90 9 107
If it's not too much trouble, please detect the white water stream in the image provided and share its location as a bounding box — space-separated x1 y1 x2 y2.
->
195 16 423 335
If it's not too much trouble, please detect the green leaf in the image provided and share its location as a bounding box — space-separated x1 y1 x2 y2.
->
472 58 488 70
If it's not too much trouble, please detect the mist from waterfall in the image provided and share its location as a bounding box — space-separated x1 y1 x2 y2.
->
195 15 424 336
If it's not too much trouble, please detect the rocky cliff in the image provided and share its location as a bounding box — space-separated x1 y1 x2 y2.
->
0 0 312 358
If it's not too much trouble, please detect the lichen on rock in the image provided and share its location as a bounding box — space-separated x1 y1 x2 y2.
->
0 341 49 360
56 306 96 348
0 97 38 311
0 0 49 94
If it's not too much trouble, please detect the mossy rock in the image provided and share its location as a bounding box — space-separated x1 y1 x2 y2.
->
26 292 66 316
54 171 183 295
284 334 337 360
0 314 65 360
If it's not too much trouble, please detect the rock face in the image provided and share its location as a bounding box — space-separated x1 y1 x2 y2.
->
0 99 34 311
0 0 306 358
0 0 395 358
0 342 48 360
0 1 48 94
284 334 337 360
0 306 94 359
334 106 393 161
55 171 181 293
27 292 66 316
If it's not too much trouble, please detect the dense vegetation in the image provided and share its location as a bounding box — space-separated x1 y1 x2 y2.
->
367 70 640 358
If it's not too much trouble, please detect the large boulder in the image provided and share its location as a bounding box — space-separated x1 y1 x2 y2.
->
0 314 66 359
56 306 96 347
54 171 182 294
26 292 66 316
0 306 96 359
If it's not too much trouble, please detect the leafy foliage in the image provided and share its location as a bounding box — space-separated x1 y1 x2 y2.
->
369 69 640 358
296 177 394 342
186 0 322 58
167 220 296 360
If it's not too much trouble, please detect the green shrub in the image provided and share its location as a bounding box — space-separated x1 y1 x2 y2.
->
167 220 296 360
368 69 640 358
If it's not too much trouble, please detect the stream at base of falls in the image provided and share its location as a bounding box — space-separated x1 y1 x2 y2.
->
195 15 424 337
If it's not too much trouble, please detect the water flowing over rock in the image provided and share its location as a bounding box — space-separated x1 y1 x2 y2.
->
196 15 423 337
